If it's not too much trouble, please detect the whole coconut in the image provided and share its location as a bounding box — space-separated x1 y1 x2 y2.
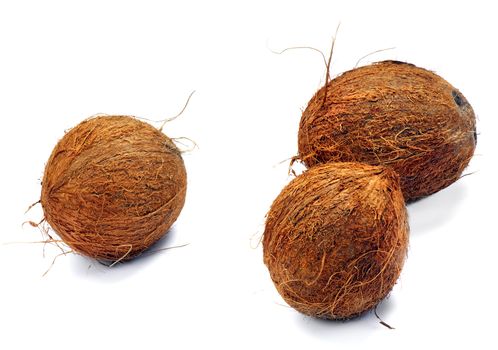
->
263 162 408 319
298 60 476 201
41 115 186 262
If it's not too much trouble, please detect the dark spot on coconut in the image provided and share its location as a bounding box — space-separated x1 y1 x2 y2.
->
473 127 477 145
380 60 415 67
452 90 464 107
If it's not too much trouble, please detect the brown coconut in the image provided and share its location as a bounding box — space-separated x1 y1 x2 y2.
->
298 60 476 201
263 162 408 319
40 115 186 262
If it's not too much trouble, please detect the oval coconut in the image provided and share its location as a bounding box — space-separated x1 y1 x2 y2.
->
263 162 408 319
298 60 476 201
41 115 186 262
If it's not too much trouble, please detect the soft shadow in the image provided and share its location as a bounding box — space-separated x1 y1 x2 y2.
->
69 227 181 282
293 296 397 340
407 181 467 235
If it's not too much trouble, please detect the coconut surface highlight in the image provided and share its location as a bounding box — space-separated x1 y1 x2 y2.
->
298 60 476 201
263 162 409 319
41 115 186 262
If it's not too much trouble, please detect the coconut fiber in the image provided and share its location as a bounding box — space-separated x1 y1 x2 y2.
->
263 162 409 319
298 60 476 201
41 115 186 262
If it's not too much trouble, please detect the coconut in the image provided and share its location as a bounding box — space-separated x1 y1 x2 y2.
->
40 115 186 262
298 60 476 201
263 162 408 319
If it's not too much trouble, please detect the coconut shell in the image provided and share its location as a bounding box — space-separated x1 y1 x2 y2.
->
263 162 408 319
40 115 186 262
298 60 476 201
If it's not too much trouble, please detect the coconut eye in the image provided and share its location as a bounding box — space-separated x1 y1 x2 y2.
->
452 90 464 107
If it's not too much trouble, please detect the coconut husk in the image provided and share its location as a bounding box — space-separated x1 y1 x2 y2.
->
298 60 476 201
263 162 409 319
40 115 186 262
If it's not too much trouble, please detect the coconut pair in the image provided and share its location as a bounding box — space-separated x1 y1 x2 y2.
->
263 61 476 319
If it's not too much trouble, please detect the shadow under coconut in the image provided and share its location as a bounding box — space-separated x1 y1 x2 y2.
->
407 180 468 235
293 297 398 339
69 226 183 282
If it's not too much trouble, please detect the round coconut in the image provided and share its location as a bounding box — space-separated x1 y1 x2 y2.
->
298 60 476 201
40 115 187 262
263 162 409 319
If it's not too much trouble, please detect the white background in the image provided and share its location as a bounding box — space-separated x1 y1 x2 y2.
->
1 0 496 349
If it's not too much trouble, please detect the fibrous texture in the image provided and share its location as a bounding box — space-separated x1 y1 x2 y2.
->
263 162 408 319
298 60 476 201
41 115 186 262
